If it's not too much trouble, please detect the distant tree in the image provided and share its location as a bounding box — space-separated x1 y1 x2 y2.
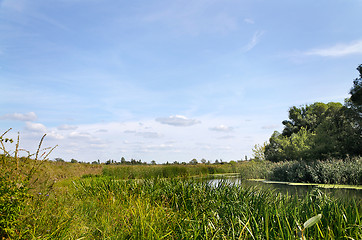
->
189 159 198 165
173 161 179 165
91 161 98 164
201 158 207 164
105 159 111 165
215 159 219 164
151 160 156 165
70 159 78 163
55 158 64 162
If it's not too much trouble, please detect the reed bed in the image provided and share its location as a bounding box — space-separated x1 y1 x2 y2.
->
102 164 241 179
13 177 361 239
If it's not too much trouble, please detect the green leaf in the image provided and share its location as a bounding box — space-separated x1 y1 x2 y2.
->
303 214 322 229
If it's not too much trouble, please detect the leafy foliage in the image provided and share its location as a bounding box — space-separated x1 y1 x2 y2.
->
265 64 362 162
350 64 362 106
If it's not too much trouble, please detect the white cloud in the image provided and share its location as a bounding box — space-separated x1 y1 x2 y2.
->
96 129 108 133
47 131 65 140
124 130 136 134
69 131 92 139
218 135 235 139
144 144 174 151
136 131 163 139
24 122 64 140
209 124 234 132
0 112 37 121
244 31 264 52
57 124 78 130
156 115 201 127
244 18 254 24
25 122 47 132
305 40 362 57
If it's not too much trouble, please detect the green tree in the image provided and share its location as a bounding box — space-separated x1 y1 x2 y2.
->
264 129 315 162
55 158 64 162
189 159 198 165
350 64 362 106
281 102 342 137
252 142 267 160
264 131 284 162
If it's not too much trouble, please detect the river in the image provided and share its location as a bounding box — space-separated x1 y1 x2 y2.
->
207 175 362 200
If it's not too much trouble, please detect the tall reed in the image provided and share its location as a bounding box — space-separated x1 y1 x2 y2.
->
15 177 361 239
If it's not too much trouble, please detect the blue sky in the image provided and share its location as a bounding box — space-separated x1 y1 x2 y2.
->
1 0 361 163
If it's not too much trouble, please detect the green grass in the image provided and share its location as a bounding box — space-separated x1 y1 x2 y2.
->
12 177 361 239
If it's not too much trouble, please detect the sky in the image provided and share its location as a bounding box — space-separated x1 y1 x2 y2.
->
1 0 362 163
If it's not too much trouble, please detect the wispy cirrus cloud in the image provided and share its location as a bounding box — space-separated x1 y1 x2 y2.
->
156 115 201 127
305 40 362 57
244 18 254 24
244 31 264 52
0 112 37 121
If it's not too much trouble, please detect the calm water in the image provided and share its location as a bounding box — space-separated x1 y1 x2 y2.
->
208 176 362 200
